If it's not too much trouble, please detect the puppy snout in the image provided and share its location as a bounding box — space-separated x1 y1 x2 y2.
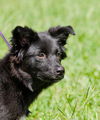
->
56 66 65 76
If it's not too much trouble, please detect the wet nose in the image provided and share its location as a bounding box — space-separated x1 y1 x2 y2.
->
56 66 65 75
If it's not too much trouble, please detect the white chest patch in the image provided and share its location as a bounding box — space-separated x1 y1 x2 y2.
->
19 115 26 120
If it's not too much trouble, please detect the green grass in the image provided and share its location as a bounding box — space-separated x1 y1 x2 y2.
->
0 0 100 119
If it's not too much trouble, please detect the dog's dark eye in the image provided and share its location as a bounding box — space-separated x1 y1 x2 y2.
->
56 51 62 61
37 53 46 59
57 52 61 57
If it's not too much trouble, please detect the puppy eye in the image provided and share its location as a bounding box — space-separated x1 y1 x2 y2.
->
37 53 46 59
57 52 61 57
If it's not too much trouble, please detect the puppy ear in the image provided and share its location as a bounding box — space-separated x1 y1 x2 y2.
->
48 26 75 45
11 26 39 48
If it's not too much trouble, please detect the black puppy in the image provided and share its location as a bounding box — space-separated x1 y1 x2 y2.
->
0 25 75 120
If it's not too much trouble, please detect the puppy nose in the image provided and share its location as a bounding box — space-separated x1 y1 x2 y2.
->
56 66 64 75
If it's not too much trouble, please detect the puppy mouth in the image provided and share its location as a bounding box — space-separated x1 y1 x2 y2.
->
53 74 64 81
36 73 64 82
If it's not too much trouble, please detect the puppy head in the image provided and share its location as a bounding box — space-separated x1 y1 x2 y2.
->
11 25 75 89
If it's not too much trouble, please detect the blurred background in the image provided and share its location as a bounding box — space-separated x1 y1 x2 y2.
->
0 0 100 120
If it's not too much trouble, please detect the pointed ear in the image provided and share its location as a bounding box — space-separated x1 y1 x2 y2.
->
48 25 75 45
11 26 39 48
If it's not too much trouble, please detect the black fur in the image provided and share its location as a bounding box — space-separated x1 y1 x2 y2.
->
0 25 75 120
